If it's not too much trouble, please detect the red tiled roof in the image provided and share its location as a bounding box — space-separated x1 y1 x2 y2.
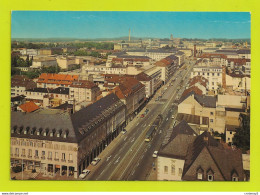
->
18 101 39 113
37 73 79 85
182 86 203 97
227 58 250 65
70 80 97 89
189 76 208 88
200 53 227 59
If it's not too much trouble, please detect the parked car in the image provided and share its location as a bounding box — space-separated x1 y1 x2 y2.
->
122 129 127 134
79 169 90 179
91 158 101 166
152 151 158 158
140 114 145 118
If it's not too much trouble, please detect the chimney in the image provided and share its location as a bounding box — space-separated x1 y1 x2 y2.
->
194 44 197 57
203 136 209 145
129 29 131 42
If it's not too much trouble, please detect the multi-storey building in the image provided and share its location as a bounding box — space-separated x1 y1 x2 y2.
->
31 58 58 69
155 55 178 84
69 80 100 103
24 87 70 105
11 93 126 179
36 73 79 88
11 75 37 97
157 125 244 181
191 66 223 92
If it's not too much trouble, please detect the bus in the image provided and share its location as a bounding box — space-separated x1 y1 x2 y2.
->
145 114 163 142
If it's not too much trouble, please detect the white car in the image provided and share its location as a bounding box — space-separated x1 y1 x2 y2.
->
91 158 101 166
171 115 175 119
79 169 90 179
153 151 158 158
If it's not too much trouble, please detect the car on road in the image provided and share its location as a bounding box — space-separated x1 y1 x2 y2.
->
79 169 90 179
171 115 175 119
122 129 127 134
91 158 101 166
152 151 158 158
140 114 145 118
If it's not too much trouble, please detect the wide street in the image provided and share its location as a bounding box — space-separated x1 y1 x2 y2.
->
84 57 196 181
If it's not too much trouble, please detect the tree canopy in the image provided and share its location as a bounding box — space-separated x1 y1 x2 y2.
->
233 112 250 153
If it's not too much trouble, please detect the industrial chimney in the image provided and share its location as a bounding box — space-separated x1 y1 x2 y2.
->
129 29 131 42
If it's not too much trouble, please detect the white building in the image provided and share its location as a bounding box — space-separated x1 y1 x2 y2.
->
191 66 223 91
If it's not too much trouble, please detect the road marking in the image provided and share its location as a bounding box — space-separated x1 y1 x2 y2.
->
123 137 127 141
131 169 135 175
143 124 146 127
100 170 105 175
141 155 144 159
114 157 121 164
131 138 135 143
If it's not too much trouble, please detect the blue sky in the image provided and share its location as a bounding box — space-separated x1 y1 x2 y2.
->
11 11 251 39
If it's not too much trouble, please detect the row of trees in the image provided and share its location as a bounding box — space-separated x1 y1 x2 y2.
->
11 66 61 79
11 41 114 50
70 50 101 57
11 55 33 67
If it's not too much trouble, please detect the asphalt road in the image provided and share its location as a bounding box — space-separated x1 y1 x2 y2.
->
84 57 196 181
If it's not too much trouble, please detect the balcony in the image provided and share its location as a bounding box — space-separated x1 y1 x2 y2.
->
21 154 26 157
54 158 59 162
61 159 66 162
34 156 39 159
68 160 73 163
14 154 19 157
28 155 32 159
47 157 52 161
41 156 45 160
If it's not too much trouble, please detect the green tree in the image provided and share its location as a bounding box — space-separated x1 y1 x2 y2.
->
233 113 250 153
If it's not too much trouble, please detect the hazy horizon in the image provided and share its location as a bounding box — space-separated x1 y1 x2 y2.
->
11 11 251 40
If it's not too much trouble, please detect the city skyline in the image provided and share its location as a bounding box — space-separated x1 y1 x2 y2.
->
11 11 251 39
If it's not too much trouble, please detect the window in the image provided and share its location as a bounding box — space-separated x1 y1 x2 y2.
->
208 175 214 181
22 149 25 155
232 177 238 181
230 131 233 134
50 132 53 137
42 151 45 157
48 151 52 159
62 153 65 160
69 154 73 161
217 73 220 76
35 150 38 157
210 112 214 115
212 82 214 85
212 73 215 76
55 152 58 159
207 73 209 76
210 119 214 123
28 149 32 156
171 165 175 175
15 148 19 155
197 173 203 180
164 166 168 174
